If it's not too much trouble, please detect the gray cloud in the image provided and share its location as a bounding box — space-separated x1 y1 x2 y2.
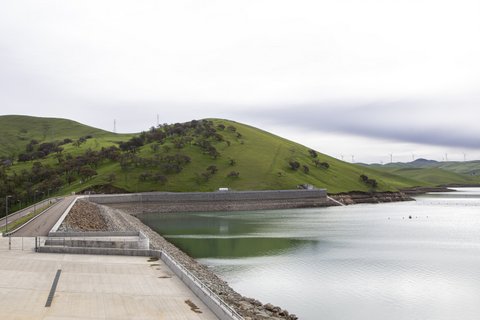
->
1 0 479 162
243 99 480 150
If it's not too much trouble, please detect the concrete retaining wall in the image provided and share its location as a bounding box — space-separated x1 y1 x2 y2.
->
87 189 327 203
37 246 152 256
46 231 150 250
48 231 140 237
86 189 328 213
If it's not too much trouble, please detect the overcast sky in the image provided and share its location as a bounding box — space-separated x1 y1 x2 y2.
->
1 0 479 163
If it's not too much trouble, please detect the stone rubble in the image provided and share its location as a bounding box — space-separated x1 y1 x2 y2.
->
59 200 108 231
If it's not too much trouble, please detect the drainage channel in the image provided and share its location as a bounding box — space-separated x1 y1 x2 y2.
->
45 269 62 307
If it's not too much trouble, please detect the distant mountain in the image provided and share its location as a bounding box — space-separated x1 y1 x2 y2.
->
410 158 439 166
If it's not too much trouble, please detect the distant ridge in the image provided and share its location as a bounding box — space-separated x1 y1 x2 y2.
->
365 158 480 185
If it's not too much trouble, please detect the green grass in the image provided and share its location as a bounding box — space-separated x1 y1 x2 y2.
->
0 115 133 158
2 116 438 195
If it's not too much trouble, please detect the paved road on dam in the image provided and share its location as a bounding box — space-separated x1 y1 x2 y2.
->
11 196 76 237
1 198 57 227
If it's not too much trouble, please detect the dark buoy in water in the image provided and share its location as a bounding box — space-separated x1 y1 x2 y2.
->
408 215 412 219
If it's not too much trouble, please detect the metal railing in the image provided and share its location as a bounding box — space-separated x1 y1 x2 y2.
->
0 236 38 251
161 251 244 320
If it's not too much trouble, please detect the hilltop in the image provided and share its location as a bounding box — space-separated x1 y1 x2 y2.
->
0 115 437 213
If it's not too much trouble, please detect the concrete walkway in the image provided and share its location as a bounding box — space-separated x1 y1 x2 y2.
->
0 238 218 320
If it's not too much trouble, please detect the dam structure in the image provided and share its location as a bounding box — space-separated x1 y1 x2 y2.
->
2 189 325 319
86 189 329 214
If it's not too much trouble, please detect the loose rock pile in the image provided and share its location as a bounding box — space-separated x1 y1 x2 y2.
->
60 200 108 231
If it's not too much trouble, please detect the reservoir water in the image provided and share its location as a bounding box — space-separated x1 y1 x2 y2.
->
140 188 480 319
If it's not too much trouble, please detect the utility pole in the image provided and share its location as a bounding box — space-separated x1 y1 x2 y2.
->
34 190 38 214
390 154 393 163
445 153 448 162
463 153 467 162
5 195 12 234
113 119 117 133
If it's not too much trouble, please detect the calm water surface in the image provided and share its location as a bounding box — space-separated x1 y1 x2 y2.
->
140 188 480 319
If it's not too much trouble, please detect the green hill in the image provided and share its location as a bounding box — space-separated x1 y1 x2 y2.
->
366 159 480 186
0 115 131 158
0 115 435 214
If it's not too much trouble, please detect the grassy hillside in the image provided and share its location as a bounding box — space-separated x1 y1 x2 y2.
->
1 115 434 214
367 159 480 186
51 119 424 194
0 115 132 158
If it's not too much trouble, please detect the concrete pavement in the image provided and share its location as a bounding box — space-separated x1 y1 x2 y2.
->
0 237 218 320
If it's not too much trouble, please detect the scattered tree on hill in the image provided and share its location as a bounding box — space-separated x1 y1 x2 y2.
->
119 136 144 153
303 165 310 174
107 173 116 183
139 172 152 181
308 149 318 158
289 161 300 171
360 174 378 189
227 171 240 178
153 173 167 185
206 165 218 174
79 166 97 181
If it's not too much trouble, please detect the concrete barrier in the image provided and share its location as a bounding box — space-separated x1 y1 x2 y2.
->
46 231 150 250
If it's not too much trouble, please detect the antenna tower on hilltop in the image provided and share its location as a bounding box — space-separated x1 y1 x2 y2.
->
113 119 116 133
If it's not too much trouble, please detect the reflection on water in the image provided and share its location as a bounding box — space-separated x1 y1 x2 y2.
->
140 211 318 258
140 188 480 320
